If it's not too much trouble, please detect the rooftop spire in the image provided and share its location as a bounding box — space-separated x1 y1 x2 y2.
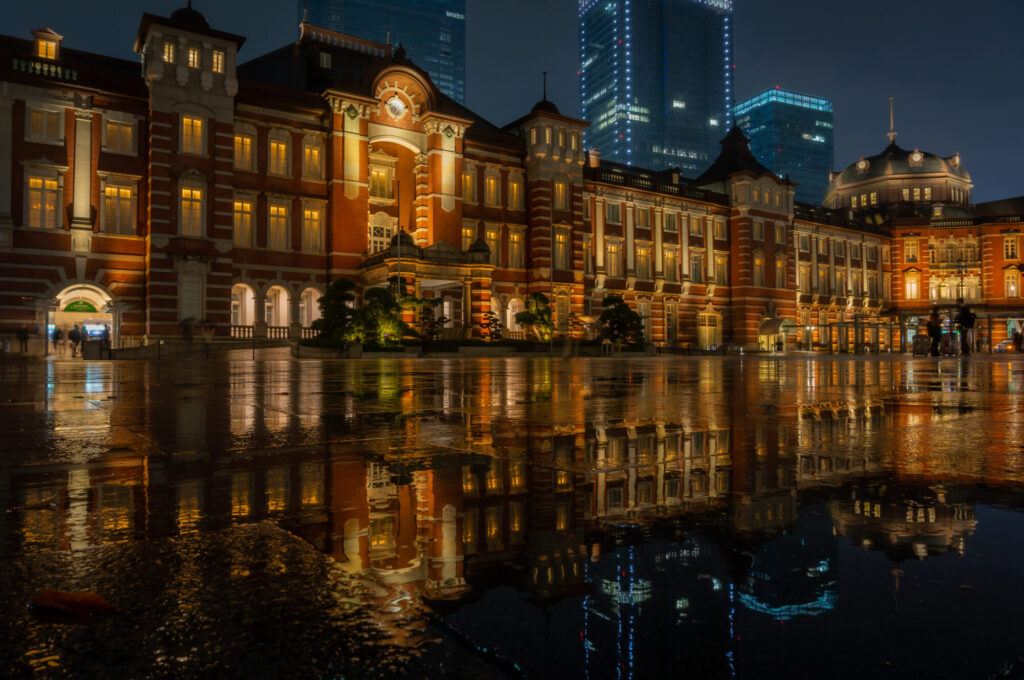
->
301 0 308 24
887 96 898 145
542 71 548 101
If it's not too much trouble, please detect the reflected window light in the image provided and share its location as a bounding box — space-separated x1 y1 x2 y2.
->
96 484 133 538
176 479 203 534
266 467 289 512
300 462 324 507
232 471 252 519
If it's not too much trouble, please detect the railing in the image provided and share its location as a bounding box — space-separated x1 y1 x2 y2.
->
505 331 528 341
301 327 318 339
267 326 289 339
231 325 253 339
11 57 78 81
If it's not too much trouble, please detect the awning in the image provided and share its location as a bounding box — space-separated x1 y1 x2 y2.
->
758 318 792 335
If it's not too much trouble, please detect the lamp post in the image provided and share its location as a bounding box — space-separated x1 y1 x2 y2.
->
957 259 966 302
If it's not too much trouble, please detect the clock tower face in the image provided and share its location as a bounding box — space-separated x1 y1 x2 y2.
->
385 95 407 119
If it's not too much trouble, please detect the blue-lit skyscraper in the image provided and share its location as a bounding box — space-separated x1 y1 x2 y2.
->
734 88 834 205
579 0 733 175
303 0 466 104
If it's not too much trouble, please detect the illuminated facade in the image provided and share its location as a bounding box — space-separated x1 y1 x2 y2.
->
578 0 734 174
303 0 466 104
1 7 1023 355
734 88 834 205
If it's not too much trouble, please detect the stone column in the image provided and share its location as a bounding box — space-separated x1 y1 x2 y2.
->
811 236 819 292
682 214 691 278
288 293 301 339
70 109 94 256
705 218 714 282
253 291 267 338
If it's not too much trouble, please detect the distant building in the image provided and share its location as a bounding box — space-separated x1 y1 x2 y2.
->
734 88 834 205
579 0 733 174
303 0 466 104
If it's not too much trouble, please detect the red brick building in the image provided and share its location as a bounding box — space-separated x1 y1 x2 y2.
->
1 7 1022 353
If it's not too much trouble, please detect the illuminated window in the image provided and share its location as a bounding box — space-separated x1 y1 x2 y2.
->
180 185 203 236
753 253 765 286
775 192 782 207
233 199 253 246
902 188 910 201
234 134 254 170
187 46 200 69
212 50 225 74
636 245 651 279
269 135 289 175
714 220 726 240
905 240 919 263
268 203 289 250
636 208 649 228
799 265 811 292
462 168 476 203
36 39 57 60
905 272 920 299
461 466 478 495
870 191 878 205
485 175 500 207
800 235 810 251
26 177 58 228
461 225 476 251
913 187 921 201
851 196 858 209
508 178 523 209
664 213 678 232
583 234 593 274
753 220 764 241
162 41 175 63
553 180 568 210
1007 272 1020 298
28 109 62 143
302 206 323 251
544 127 552 144
104 120 133 153
775 255 786 288
300 463 324 507
508 229 524 268
554 228 570 269
664 248 678 282
103 184 135 234
181 115 204 155
606 240 621 277
485 225 501 266
370 166 393 198
690 215 702 235
302 142 323 179
924 187 932 200
715 254 728 284
753 187 760 203
775 222 785 244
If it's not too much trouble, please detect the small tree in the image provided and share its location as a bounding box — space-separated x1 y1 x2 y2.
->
419 304 449 341
344 287 408 346
481 310 504 342
599 295 643 346
313 278 356 340
515 292 554 341
567 311 585 338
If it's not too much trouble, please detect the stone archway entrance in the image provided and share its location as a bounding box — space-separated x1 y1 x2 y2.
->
50 284 117 355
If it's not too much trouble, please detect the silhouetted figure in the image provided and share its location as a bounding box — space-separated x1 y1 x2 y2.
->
955 300 976 356
927 308 942 357
68 326 81 357
16 325 29 353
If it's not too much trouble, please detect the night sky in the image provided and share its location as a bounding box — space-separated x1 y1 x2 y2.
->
7 0 1023 202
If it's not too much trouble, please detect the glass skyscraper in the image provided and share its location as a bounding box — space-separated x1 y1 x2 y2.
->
734 88 834 205
579 0 733 175
303 0 466 104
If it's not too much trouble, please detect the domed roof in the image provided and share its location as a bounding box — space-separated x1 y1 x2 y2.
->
169 5 210 31
531 98 561 115
833 142 970 186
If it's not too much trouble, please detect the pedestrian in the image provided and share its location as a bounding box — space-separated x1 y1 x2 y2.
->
926 308 942 357
101 325 111 358
68 325 81 357
16 324 29 353
51 326 63 354
1015 329 1023 353
955 299 976 356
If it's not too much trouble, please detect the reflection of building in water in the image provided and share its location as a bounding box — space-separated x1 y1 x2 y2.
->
829 482 976 562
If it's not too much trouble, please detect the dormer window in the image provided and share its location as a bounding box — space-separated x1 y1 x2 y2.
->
187 47 201 69
162 41 175 63
32 28 62 60
212 50 225 74
319 52 332 69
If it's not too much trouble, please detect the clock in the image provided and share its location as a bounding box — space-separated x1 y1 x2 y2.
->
910 150 923 163
856 158 869 171
386 95 406 119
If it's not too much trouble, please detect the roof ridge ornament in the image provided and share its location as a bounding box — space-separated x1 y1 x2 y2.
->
887 96 897 145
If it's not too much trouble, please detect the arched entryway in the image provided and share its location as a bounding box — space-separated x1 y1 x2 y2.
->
697 306 722 350
265 285 291 339
49 283 118 355
231 283 257 338
758 317 794 352
298 287 323 338
506 297 525 339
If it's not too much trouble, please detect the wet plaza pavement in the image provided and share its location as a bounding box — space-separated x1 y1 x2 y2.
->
2 353 1024 679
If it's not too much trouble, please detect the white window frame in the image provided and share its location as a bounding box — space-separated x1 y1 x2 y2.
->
606 203 621 224
664 247 678 282
234 131 255 171
301 201 324 252
485 224 501 266
635 243 652 280
181 114 205 156
268 129 291 177
102 117 135 155
212 49 225 74
508 227 525 268
508 175 524 210
99 175 137 235
1004 237 1019 260
26 106 64 145
23 163 65 229
484 171 501 207
179 178 205 237
302 136 325 181
233 195 255 247
268 199 291 250
187 46 201 70
462 164 477 204
606 238 622 277
553 227 571 270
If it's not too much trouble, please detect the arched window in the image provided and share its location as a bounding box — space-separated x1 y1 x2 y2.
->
367 211 396 254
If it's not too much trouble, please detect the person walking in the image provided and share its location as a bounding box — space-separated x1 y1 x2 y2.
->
16 324 29 353
51 326 63 354
68 325 81 357
927 308 942 357
955 300 976 356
